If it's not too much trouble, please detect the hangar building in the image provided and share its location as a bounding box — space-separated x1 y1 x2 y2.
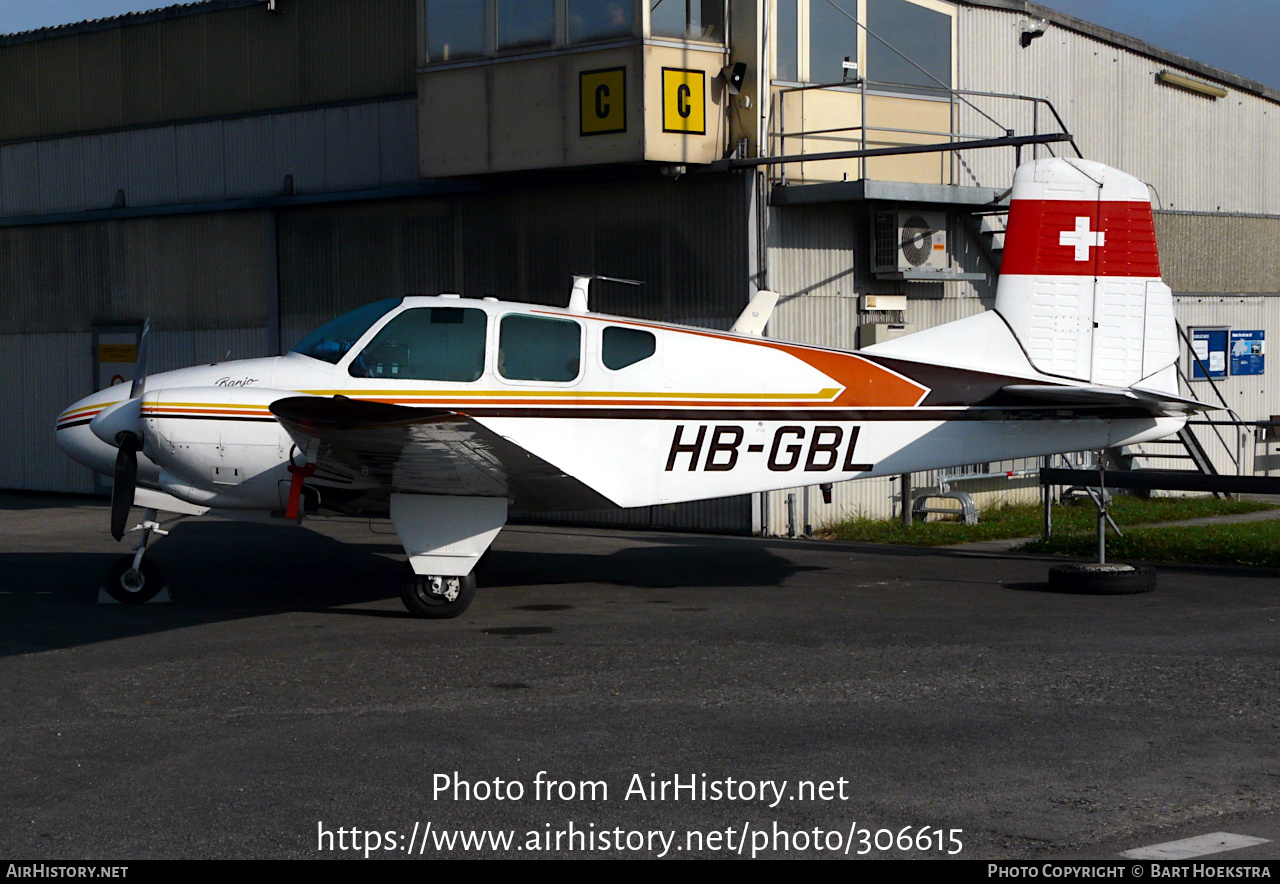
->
4 0 1279 533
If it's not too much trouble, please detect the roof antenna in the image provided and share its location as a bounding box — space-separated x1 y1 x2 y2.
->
568 274 642 313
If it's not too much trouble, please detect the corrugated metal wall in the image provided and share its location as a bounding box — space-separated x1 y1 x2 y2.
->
278 173 753 347
0 333 95 493
0 99 418 218
0 212 276 492
956 5 1280 214
0 0 416 142
0 212 275 334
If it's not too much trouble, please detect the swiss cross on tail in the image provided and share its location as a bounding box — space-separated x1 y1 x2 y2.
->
1059 216 1105 261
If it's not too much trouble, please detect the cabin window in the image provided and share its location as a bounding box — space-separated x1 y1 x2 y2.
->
292 299 402 365
499 314 582 382
348 307 488 381
602 326 656 370
425 0 488 62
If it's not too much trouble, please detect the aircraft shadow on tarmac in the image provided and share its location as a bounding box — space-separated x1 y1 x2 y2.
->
0 517 817 656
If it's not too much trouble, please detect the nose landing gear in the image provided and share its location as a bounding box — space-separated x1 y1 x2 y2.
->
103 508 170 604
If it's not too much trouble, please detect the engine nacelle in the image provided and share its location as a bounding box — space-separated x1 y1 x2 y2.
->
141 386 299 509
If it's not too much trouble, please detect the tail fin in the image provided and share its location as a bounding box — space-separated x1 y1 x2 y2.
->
994 158 1179 394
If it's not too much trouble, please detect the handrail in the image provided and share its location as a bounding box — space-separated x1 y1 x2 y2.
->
766 78 1081 184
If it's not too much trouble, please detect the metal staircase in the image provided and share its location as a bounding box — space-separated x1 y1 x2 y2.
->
1121 323 1252 496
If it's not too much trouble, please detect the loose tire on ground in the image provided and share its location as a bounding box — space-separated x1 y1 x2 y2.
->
1047 562 1156 595
104 555 167 604
401 572 476 619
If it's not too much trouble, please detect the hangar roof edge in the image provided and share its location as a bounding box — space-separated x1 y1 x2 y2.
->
0 0 262 46
959 0 1280 105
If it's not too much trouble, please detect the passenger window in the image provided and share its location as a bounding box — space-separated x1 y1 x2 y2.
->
348 307 487 381
499 314 582 382
602 326 656 370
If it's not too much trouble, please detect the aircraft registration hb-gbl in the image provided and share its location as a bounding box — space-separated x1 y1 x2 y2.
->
57 157 1201 617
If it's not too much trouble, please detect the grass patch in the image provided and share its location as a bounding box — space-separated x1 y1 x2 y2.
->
1016 519 1280 568
821 496 1274 548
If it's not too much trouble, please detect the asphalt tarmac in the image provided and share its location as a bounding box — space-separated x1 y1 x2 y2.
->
1 493 1278 860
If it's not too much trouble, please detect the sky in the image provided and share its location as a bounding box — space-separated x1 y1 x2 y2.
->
1 0 1278 91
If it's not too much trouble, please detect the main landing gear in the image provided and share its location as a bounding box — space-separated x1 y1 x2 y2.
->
103 507 170 604
401 572 477 619
390 493 505 620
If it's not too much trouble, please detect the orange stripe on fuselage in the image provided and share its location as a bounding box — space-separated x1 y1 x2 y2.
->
769 343 929 408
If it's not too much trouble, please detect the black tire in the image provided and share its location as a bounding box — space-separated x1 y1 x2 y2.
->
401 572 476 619
104 555 167 604
1047 562 1156 595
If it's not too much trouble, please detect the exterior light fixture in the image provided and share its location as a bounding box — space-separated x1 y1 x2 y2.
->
1019 19 1046 47
1157 70 1228 99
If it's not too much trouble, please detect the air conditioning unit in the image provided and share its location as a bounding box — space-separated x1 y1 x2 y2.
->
872 210 950 276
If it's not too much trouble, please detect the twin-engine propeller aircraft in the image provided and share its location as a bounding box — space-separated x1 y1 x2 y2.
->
57 157 1202 617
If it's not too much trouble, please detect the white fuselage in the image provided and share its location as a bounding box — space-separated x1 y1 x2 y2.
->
56 296 1183 516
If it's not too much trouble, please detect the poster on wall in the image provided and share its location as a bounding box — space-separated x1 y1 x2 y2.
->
1191 328 1228 379
1230 330 1265 376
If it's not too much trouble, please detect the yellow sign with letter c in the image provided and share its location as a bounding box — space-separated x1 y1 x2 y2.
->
662 68 706 135
580 67 627 136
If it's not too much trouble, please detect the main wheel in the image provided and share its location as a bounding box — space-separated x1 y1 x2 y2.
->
104 555 167 604
1047 562 1156 595
401 572 476 619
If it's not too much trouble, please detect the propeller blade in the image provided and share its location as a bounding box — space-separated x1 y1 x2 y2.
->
110 433 140 541
106 322 148 540
129 319 150 400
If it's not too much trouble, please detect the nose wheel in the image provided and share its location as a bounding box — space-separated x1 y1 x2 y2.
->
401 572 476 619
104 556 167 604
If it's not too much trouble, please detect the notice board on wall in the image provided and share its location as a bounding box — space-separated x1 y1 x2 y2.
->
1191 328 1228 379
1230 330 1266 376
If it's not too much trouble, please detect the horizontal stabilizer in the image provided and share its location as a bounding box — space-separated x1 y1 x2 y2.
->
998 384 1211 414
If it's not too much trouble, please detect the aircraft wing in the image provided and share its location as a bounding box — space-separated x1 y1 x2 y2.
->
269 396 616 511
996 384 1212 414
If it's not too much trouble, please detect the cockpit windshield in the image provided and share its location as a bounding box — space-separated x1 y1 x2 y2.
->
290 299 402 364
